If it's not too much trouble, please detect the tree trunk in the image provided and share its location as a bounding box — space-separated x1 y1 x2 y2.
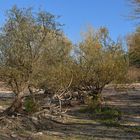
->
28 85 35 103
3 92 24 116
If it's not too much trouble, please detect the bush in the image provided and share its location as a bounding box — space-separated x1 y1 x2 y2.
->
85 94 103 109
24 97 39 114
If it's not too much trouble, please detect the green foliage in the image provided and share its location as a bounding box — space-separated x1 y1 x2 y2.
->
94 106 122 117
85 94 102 109
72 27 128 97
37 35 73 93
0 6 61 95
79 106 122 126
24 97 39 113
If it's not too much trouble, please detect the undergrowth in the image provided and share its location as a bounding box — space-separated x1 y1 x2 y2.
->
79 106 122 126
24 97 40 114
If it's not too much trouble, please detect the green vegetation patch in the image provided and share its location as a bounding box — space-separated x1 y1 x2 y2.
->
24 97 40 114
79 106 122 126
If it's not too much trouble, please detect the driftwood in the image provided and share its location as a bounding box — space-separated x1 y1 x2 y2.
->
54 75 73 113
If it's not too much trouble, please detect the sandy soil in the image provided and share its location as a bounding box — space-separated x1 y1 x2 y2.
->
0 84 140 140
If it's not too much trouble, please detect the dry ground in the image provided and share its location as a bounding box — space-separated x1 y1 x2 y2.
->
0 83 140 140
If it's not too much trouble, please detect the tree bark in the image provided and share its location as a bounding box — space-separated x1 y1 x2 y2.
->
3 92 24 116
28 85 36 102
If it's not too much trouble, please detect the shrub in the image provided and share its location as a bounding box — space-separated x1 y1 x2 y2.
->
24 97 39 114
85 94 103 109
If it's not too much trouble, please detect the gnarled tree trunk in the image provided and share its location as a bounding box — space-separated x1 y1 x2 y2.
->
3 92 24 116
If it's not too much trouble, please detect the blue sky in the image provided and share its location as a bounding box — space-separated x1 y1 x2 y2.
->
0 0 135 43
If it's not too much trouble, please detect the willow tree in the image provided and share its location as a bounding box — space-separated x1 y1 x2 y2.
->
0 6 60 115
28 25 74 112
74 27 128 101
35 33 73 93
